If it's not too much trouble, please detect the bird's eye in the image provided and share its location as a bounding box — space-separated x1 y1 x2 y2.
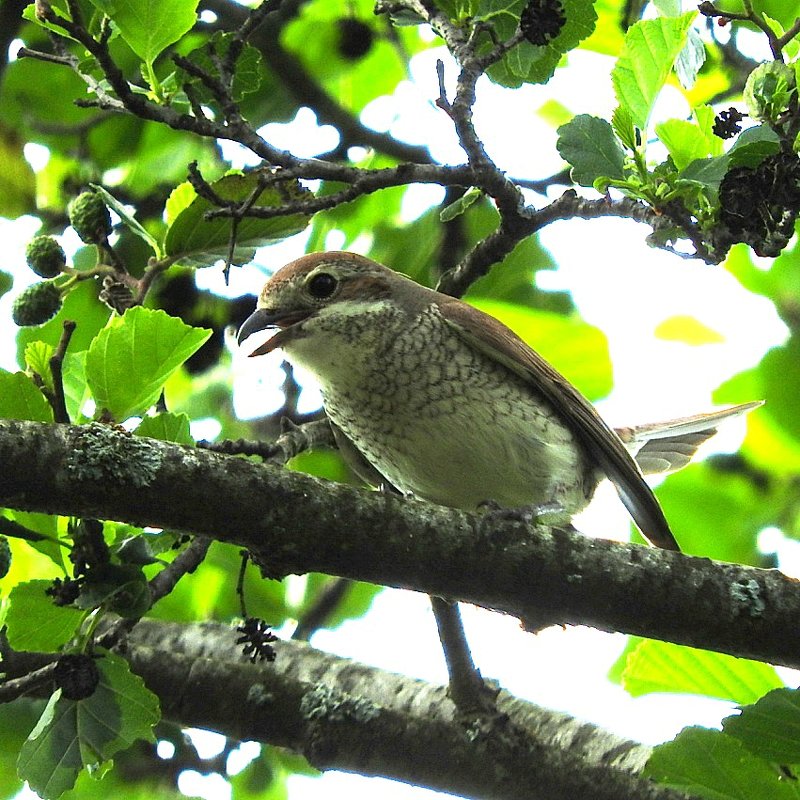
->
307 272 338 299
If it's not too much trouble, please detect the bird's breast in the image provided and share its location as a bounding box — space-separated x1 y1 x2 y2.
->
295 306 595 512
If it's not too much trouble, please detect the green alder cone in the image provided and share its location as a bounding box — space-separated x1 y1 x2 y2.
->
68 191 113 244
12 280 63 326
25 235 67 278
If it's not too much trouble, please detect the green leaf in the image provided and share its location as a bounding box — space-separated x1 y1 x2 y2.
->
230 750 291 800
118 123 222 199
22 2 78 41
611 12 697 130
6 511 64 568
86 0 200 67
653 0 681 15
743 61 797 124
440 188 482 222
759 334 800 444
178 32 263 103
17 692 80 800
62 351 92 423
5 580 84 652
90 184 162 259
619 638 782 703
76 563 151 618
556 114 626 186
289 449 355 483
164 181 197 227
163 172 311 268
467 299 612 399
0 371 54 422
17 650 160 799
694 105 724 156
657 463 766 564
135 412 193 444
294 576 382 632
728 125 782 168
85 306 211 421
0 122 36 218
724 688 800 764
680 155 730 190
756 0 800 31
611 104 637 151
655 119 713 172
645 727 800 800
0 703 43 799
674 27 706 90
24 341 56 392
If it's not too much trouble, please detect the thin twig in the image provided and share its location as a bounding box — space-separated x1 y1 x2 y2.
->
49 320 77 424
0 662 57 704
236 549 250 618
292 577 352 641
435 58 451 113
430 596 500 717
0 516 48 542
148 536 212 606
96 536 213 649
16 46 76 66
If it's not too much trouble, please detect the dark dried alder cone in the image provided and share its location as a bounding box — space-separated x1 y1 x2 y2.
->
236 617 278 663
70 519 110 578
46 577 82 606
719 151 800 256
54 654 100 700
336 17 375 60
520 0 567 46
99 275 135 313
712 107 745 140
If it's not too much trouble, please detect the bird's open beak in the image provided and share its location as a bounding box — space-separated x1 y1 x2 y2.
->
237 308 311 357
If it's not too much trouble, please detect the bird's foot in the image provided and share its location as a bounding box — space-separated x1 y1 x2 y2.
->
477 500 568 526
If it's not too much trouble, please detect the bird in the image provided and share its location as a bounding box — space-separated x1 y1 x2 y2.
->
238 251 760 552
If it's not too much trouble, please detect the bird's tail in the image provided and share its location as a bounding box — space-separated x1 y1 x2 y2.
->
614 401 762 476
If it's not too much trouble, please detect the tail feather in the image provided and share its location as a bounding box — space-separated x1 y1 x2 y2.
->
615 401 762 476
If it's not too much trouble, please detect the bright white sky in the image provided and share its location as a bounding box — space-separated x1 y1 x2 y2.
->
3 18 795 800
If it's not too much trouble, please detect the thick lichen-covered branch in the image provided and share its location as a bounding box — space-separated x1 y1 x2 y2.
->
0 618 687 800
1 419 799 670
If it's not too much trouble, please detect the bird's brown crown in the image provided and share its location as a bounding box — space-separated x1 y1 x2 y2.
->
259 251 397 306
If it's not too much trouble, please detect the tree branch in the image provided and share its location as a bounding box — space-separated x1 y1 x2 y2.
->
0 419 797 670
200 0 434 165
25 617 685 800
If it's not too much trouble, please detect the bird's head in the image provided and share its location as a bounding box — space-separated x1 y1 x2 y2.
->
237 251 421 358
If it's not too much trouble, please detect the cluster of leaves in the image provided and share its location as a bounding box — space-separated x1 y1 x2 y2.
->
605 638 800 798
556 7 800 262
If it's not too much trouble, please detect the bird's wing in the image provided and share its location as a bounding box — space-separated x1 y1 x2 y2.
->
440 299 680 551
330 421 397 488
